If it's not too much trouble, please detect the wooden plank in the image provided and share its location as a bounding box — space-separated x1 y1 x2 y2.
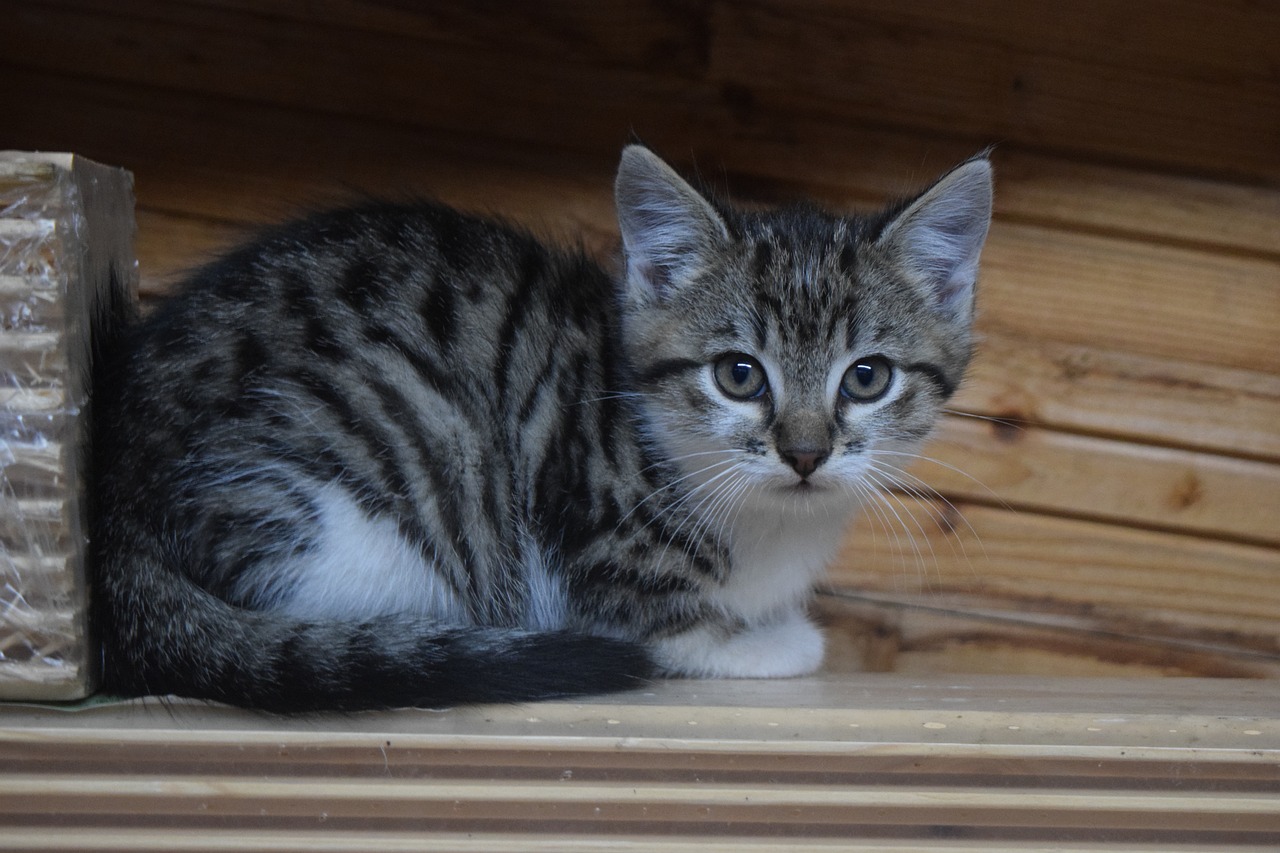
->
3 2 703 160
832 497 1280 647
183 0 713 77
14 0 1280 184
133 209 249 292
0 678 1276 846
907 417 1280 545
712 130 1280 260
4 681 1277 783
0 69 621 228
5 829 1271 853
818 593 1280 679
865 0 1279 80
190 0 1277 85
709 0 1280 182
982 152 1280 258
954 334 1280 462
4 774 1278 829
9 66 1277 262
977 221 1280 375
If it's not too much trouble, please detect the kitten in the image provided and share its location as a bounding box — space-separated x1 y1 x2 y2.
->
90 146 992 712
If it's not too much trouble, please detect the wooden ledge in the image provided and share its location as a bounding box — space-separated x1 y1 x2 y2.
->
2 675 1278 850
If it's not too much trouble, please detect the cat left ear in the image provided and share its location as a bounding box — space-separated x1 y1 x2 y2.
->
615 145 730 300
876 156 993 324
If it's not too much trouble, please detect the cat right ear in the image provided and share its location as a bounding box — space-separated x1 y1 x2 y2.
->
876 156 993 326
615 145 730 300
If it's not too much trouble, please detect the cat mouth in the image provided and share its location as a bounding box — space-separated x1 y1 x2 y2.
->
781 478 826 494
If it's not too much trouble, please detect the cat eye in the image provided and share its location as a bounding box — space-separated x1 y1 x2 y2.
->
713 353 768 400
840 356 893 402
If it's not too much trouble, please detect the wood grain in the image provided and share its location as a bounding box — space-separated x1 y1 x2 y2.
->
822 595 1280 679
3 2 701 157
977 222 1280 375
2 832 1266 852
832 498 1280 650
8 0 1279 182
915 416 1280 545
191 0 714 77
9 64 1276 260
710 0 1280 181
718 136 1280 260
0 679 1277 848
955 335 1280 462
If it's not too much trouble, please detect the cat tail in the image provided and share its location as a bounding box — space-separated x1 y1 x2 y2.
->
95 536 654 712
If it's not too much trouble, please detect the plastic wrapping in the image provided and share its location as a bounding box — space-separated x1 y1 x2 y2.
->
0 152 136 700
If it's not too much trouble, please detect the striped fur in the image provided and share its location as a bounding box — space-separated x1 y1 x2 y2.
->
91 146 992 711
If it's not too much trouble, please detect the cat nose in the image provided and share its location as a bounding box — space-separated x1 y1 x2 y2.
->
782 449 828 477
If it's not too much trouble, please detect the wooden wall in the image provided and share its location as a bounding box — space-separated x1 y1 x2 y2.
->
3 0 1277 678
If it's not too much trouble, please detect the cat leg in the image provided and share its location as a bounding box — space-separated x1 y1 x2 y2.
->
650 608 825 679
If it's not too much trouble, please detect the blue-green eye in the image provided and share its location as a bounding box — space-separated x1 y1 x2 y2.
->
841 356 893 401
714 353 768 400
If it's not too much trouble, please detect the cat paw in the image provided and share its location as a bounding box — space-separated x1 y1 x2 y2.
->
651 611 825 679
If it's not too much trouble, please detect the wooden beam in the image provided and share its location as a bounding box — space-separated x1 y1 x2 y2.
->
709 0 1280 181
914 417 1280 545
833 501 1280 660
0 677 1276 848
12 0 1278 181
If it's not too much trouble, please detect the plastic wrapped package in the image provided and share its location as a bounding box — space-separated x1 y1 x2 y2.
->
0 153 136 700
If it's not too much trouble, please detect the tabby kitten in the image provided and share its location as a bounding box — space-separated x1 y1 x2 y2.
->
91 146 992 712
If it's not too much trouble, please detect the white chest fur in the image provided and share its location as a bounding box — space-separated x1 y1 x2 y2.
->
712 497 856 624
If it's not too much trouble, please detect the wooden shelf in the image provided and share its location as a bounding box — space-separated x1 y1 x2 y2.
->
2 676 1278 849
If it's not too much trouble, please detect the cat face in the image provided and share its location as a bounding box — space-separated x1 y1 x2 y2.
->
615 146 992 513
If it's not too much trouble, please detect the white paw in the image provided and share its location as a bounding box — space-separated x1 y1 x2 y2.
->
651 611 825 679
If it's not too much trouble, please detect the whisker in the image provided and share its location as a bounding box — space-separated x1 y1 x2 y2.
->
866 464 985 587
867 448 1011 509
866 461 989 568
635 448 747 478
720 472 759 546
943 408 1027 431
638 459 751 546
703 467 755 550
843 479 906 588
571 390 650 407
649 462 752 567
856 470 932 592
618 452 747 526
854 478 922 593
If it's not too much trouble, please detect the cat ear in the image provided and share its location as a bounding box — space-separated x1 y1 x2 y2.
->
615 145 730 300
876 156 993 324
